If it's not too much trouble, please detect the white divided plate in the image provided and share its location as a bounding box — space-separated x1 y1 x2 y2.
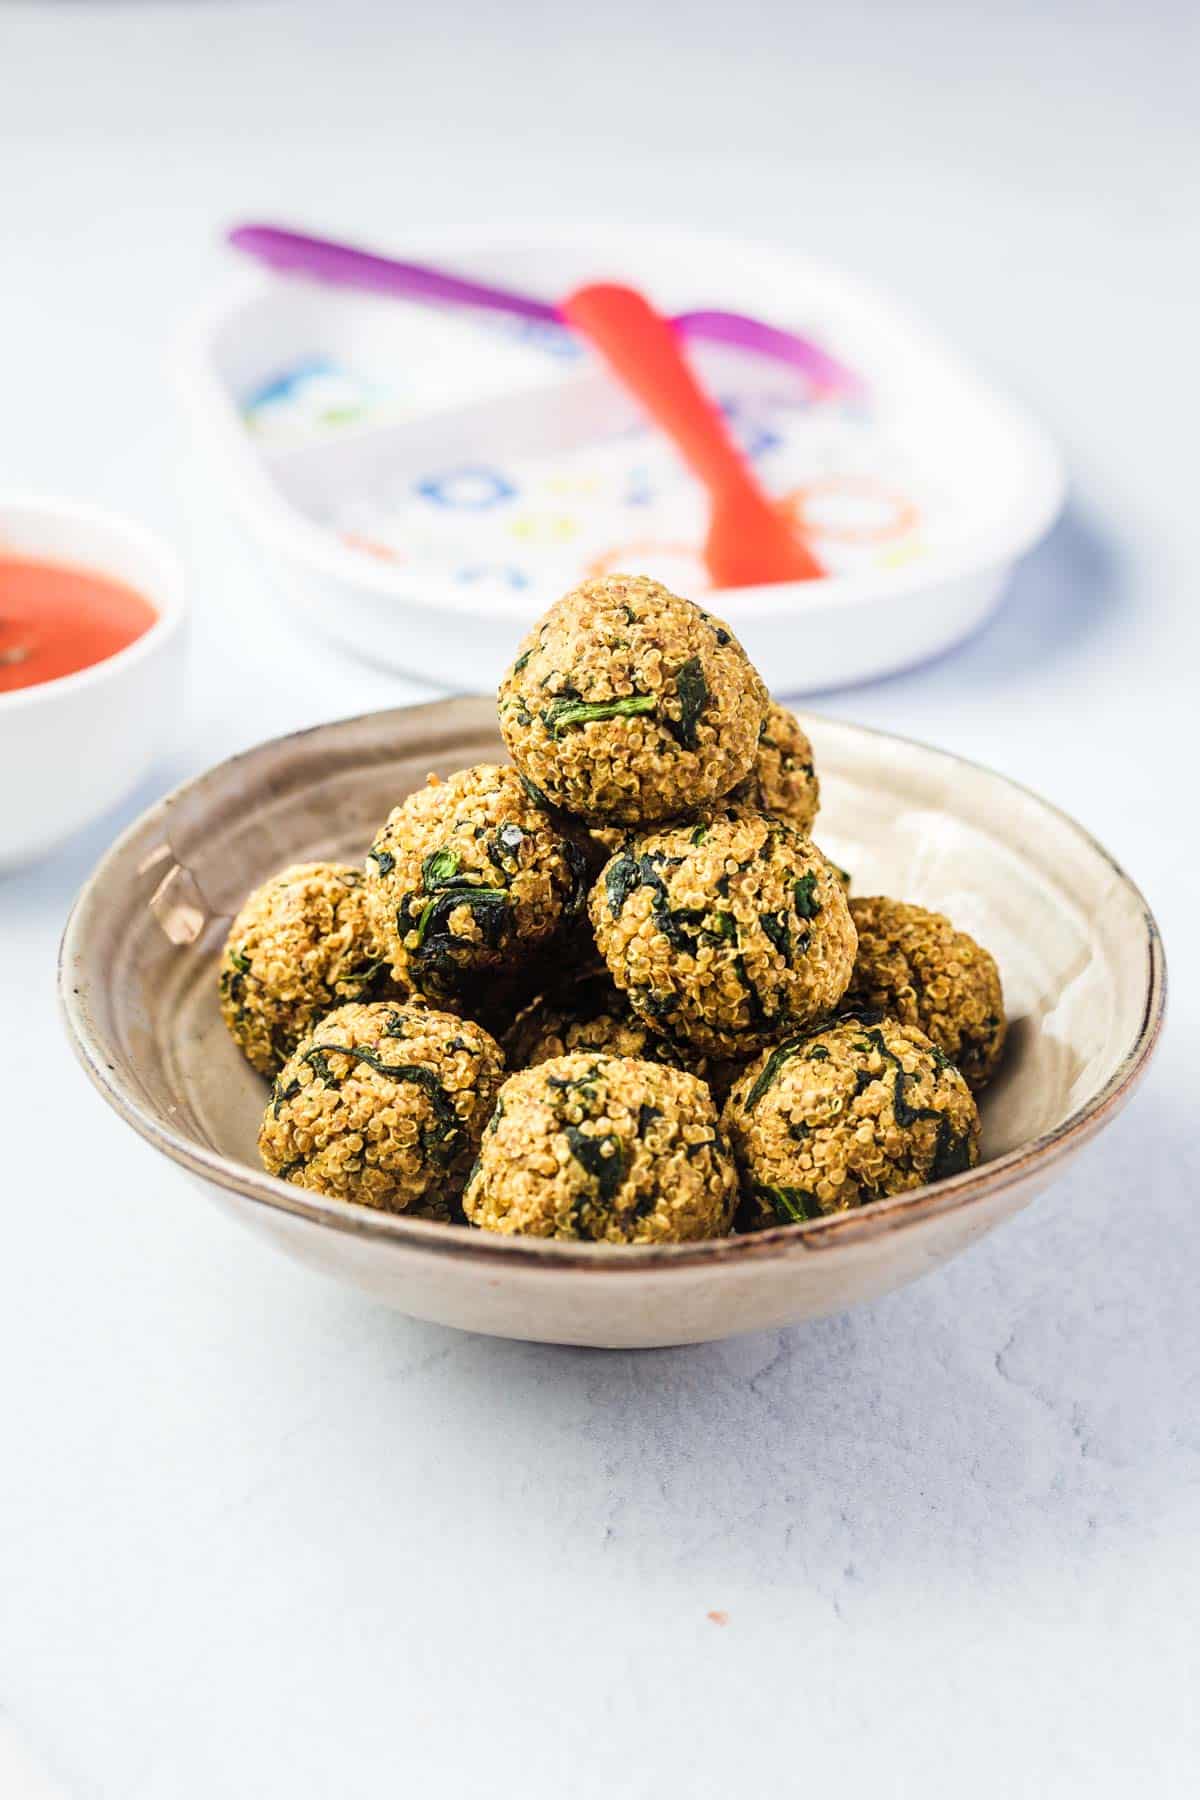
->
175 223 1065 692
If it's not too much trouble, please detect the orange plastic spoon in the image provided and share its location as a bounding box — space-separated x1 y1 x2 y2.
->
561 281 823 588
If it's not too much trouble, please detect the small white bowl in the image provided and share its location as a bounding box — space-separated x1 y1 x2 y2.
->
0 494 187 869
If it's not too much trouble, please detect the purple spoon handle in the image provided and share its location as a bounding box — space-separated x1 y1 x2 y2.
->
228 224 559 323
675 308 859 394
228 225 858 393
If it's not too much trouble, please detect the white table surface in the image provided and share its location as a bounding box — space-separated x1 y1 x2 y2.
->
2 2 1196 1795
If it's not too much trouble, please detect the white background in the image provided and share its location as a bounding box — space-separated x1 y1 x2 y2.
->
2 2 1197 1795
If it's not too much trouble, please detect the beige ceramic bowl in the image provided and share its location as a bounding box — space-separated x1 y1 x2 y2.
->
59 699 1164 1348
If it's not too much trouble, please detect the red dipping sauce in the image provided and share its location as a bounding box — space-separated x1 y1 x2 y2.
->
0 554 158 694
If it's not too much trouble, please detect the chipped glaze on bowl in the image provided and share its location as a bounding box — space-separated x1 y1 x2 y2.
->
58 699 1164 1348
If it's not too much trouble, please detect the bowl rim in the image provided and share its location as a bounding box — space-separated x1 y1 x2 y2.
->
0 491 187 714
58 699 1166 1274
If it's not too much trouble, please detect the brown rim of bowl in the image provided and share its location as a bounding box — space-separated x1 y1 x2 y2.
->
58 699 1167 1273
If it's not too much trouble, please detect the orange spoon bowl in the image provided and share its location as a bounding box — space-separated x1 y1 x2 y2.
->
561 281 824 589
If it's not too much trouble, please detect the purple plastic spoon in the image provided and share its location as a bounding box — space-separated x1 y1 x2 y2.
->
227 224 859 395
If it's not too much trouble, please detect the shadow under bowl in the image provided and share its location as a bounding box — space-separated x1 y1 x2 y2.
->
58 699 1164 1348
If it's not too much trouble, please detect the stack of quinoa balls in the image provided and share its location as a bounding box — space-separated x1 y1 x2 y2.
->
220 573 1006 1245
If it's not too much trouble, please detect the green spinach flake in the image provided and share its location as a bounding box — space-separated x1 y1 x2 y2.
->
414 886 509 954
931 1118 974 1180
793 872 822 920
485 822 527 879
742 1042 798 1112
422 847 462 888
561 837 591 918
663 656 709 751
760 911 790 957
741 1021 836 1110
637 1103 663 1138
516 772 553 812
546 1067 602 1102
299 1043 464 1157
682 1135 719 1162
605 850 643 918
271 1075 301 1118
857 1025 946 1134
565 1127 626 1203
542 693 656 736
754 1184 822 1224
340 956 388 998
607 849 695 951
734 954 771 1029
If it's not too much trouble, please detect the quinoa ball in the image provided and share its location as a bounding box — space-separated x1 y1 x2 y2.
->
728 701 820 834
497 574 768 825
220 861 393 1076
846 896 1006 1091
723 1013 981 1230
586 704 823 859
503 972 713 1085
258 1001 504 1217
463 1053 737 1243
362 764 590 1005
589 811 857 1058
503 965 625 1064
